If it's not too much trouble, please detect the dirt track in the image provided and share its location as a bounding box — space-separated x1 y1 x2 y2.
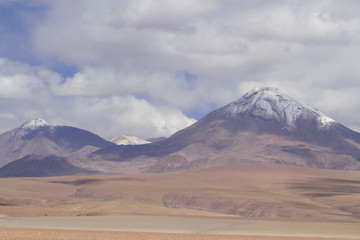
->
0 228 354 240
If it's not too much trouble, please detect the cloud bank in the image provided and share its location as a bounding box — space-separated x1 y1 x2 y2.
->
1 0 360 138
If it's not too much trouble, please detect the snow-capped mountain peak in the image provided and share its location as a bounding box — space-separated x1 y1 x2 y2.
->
19 118 50 130
222 87 335 130
9 118 51 139
110 135 150 145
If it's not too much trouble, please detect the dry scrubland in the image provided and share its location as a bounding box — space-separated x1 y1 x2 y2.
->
1 163 360 221
0 163 360 239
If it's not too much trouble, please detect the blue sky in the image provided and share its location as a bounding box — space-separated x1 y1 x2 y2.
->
0 2 44 64
1 0 360 139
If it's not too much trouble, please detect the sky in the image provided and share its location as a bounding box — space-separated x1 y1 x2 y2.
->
1 0 360 140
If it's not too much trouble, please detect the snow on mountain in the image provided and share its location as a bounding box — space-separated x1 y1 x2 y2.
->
110 135 150 145
91 87 360 172
0 118 113 168
19 118 50 130
222 87 335 130
9 118 52 140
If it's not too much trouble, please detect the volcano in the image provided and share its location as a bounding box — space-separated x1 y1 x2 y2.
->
91 87 360 172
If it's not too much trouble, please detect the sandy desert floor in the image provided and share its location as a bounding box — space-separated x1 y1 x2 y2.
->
1 163 360 221
0 216 359 239
0 228 356 240
1 164 360 239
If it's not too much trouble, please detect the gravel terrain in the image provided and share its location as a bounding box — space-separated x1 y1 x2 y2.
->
0 228 355 240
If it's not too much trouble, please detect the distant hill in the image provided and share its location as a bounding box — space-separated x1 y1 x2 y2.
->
0 154 99 177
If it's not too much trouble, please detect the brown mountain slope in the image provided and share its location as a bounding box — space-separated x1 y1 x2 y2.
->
90 88 360 173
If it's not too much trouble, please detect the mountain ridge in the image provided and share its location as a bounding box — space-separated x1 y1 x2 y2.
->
0 119 113 167
1 87 360 177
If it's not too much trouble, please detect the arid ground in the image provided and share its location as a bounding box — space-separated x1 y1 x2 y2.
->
1 163 360 239
0 228 357 240
0 215 360 239
3 228 359 240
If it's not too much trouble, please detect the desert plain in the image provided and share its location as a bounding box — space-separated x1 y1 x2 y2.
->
1 163 360 239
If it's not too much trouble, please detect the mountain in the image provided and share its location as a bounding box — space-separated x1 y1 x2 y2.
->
2 87 360 177
91 87 360 172
110 135 150 145
146 137 167 143
0 118 113 167
0 154 99 177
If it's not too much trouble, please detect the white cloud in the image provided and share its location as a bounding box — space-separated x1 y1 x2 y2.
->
0 58 62 99
60 95 196 139
0 58 195 139
3 0 360 135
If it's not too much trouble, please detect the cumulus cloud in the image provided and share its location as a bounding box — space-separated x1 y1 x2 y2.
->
0 58 62 99
56 95 196 139
2 0 360 136
0 58 195 139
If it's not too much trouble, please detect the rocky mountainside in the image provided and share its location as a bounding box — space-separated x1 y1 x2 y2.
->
91 87 360 172
0 118 113 167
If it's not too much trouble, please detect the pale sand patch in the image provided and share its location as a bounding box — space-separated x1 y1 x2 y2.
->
0 216 359 238
0 228 353 240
